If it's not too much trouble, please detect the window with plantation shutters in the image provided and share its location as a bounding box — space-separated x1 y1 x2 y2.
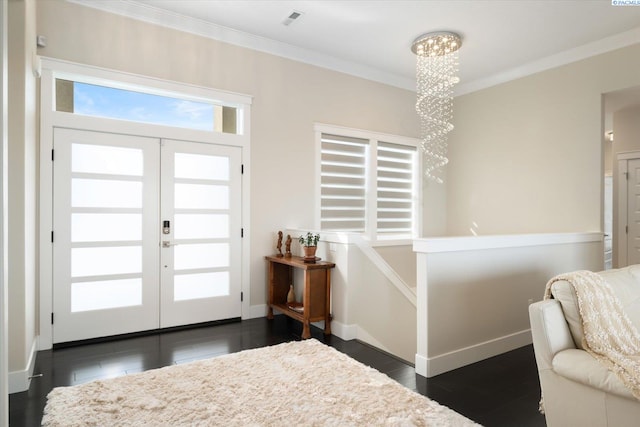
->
320 134 368 232
317 125 421 241
377 142 416 236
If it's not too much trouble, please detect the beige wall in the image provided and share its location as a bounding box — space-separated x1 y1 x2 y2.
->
374 245 416 288
8 0 37 383
447 44 640 236
1 0 8 420
35 1 424 309
352 248 416 362
612 105 640 267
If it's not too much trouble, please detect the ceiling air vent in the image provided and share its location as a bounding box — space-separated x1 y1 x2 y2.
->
282 10 304 26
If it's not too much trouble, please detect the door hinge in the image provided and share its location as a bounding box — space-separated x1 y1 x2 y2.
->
241 292 243 302
241 164 244 174
51 313 54 324
51 231 54 243
624 171 629 180
51 149 54 161
241 228 244 238
626 225 629 234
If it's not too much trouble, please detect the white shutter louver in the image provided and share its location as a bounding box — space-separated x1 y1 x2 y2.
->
320 134 368 232
376 141 415 237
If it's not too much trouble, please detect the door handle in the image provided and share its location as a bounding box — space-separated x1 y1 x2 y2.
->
162 241 178 248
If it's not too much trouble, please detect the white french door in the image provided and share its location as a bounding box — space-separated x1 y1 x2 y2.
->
52 128 241 343
159 139 241 328
627 158 640 266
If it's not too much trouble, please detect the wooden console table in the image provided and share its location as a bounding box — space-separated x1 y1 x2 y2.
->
265 255 335 339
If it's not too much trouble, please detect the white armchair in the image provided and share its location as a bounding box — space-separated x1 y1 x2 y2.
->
529 265 640 427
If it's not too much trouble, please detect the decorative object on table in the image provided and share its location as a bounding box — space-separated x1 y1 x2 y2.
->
287 284 296 303
411 31 462 184
285 234 292 257
287 302 304 313
276 230 283 257
298 232 320 262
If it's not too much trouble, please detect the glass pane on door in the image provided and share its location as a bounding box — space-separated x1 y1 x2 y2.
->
72 213 142 242
174 152 229 180
71 246 142 278
174 243 229 270
72 179 143 208
72 279 143 312
174 214 229 239
72 143 143 176
174 272 229 301
174 184 229 209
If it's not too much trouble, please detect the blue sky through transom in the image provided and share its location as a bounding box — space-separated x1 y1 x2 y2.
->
73 82 214 131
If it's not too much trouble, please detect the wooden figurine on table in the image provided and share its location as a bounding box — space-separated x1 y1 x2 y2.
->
276 230 283 257
285 234 292 257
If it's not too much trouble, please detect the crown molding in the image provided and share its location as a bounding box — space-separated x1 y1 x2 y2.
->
69 1 639 96
456 26 640 96
67 0 415 91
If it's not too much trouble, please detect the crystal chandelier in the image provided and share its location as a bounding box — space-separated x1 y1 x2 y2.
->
411 31 462 183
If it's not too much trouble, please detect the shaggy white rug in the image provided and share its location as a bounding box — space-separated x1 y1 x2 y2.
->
42 339 479 426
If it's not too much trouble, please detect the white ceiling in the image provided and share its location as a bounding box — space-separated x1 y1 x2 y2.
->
76 0 640 95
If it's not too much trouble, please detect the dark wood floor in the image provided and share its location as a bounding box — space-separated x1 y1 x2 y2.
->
9 316 546 426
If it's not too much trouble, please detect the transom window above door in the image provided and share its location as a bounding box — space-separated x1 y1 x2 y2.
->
55 79 242 134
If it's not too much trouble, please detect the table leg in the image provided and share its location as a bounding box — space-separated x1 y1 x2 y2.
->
324 270 331 335
302 321 311 339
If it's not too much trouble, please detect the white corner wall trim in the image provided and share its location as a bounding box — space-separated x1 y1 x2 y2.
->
415 354 428 378
331 320 358 341
414 232 602 254
8 338 37 394
417 329 532 378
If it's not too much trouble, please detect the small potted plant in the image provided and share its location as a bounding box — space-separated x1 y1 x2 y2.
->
299 232 320 261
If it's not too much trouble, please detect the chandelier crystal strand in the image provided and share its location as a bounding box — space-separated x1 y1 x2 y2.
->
412 32 461 183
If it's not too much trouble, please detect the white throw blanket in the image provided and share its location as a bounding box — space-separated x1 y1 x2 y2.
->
544 270 640 401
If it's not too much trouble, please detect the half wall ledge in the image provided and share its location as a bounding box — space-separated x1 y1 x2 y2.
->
413 231 603 377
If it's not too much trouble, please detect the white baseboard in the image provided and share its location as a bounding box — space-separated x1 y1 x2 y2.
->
416 329 532 378
245 304 268 319
355 326 393 355
330 320 357 341
8 337 38 394
333 322 396 359
245 310 395 362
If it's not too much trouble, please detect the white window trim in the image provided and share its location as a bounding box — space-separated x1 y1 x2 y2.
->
314 123 422 245
38 57 253 350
